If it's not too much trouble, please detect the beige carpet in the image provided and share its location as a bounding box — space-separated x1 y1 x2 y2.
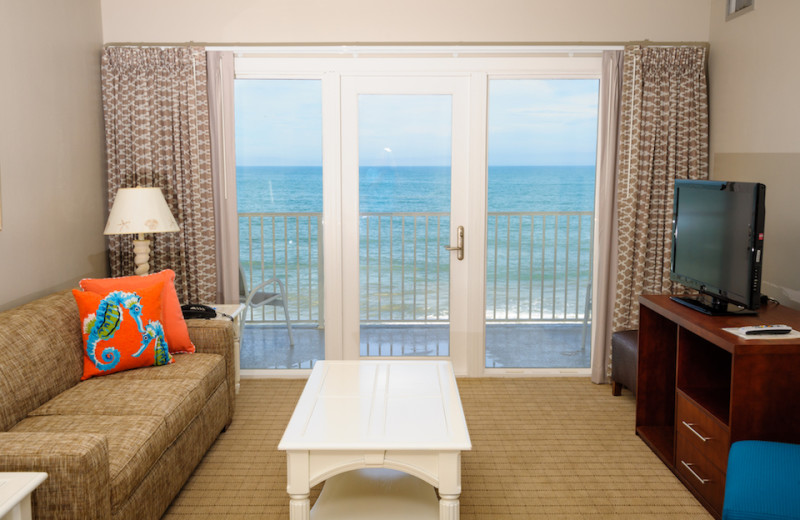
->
163 378 712 519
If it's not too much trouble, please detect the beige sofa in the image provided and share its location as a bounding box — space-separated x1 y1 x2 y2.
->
0 290 235 520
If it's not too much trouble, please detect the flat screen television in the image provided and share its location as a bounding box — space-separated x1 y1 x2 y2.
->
669 179 766 315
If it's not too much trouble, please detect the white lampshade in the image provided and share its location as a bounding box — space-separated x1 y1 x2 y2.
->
104 187 179 275
104 187 179 236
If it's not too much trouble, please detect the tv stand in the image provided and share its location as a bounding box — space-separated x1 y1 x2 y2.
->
637 295 800 519
669 295 756 316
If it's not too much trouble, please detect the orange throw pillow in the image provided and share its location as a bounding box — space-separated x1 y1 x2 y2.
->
73 283 173 380
80 269 195 353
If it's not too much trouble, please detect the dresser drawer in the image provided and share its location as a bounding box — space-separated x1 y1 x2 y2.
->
676 392 730 471
676 434 726 515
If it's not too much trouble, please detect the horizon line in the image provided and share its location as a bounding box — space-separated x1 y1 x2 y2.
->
236 164 597 169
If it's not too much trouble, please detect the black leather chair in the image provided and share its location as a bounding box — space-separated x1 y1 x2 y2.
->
611 330 638 396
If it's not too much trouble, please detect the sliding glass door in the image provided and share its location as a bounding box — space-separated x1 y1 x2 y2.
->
233 51 603 376
234 79 324 370
485 78 599 369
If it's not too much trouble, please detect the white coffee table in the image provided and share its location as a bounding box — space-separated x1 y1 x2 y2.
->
278 360 471 519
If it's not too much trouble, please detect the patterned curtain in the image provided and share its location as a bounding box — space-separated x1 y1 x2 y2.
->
612 45 709 332
101 47 216 303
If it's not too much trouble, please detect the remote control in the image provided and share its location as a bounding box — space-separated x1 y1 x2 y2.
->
741 324 792 335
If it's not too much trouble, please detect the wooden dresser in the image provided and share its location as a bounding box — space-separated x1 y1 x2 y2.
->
636 295 800 519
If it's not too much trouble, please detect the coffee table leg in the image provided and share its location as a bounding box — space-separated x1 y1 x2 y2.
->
438 452 462 520
286 451 311 520
289 494 310 520
439 493 461 519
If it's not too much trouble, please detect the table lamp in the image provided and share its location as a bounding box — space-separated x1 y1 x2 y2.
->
104 187 180 275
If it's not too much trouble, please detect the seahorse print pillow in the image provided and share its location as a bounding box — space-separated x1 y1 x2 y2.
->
72 282 173 380
80 269 195 353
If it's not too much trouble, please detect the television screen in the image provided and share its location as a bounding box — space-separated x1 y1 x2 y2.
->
670 179 765 315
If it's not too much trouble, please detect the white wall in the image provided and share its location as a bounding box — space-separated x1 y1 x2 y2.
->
0 0 106 311
709 0 800 309
100 0 711 44
709 0 800 154
2 0 719 311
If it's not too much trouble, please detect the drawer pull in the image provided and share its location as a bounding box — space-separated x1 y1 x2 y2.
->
682 421 711 442
681 460 710 484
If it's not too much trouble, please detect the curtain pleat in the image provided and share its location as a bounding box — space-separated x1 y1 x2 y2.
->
612 45 709 334
590 50 623 384
207 51 240 304
101 46 217 304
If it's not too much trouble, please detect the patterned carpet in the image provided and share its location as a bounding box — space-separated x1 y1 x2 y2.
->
163 378 712 519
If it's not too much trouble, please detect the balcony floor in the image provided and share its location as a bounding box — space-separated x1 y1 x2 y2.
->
240 322 590 370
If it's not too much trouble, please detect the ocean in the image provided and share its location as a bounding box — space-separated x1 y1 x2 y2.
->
236 165 595 213
237 165 595 322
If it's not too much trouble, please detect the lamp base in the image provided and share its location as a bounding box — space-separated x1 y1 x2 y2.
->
133 238 151 276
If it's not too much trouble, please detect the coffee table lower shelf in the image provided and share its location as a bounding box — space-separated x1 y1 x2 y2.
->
311 468 438 520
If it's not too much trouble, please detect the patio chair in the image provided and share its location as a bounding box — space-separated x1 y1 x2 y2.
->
239 266 295 346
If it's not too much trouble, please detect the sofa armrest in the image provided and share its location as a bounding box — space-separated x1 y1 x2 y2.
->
186 318 236 424
0 432 111 520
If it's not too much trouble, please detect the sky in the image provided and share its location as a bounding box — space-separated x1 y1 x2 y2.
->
234 78 599 167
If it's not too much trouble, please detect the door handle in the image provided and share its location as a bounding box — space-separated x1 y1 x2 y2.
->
443 225 464 261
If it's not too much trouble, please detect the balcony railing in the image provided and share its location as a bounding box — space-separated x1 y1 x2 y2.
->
239 211 593 326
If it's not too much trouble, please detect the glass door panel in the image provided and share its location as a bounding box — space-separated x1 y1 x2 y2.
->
234 79 324 370
357 94 452 357
485 79 599 369
341 76 469 369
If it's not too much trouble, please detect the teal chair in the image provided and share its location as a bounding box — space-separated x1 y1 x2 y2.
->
723 440 800 520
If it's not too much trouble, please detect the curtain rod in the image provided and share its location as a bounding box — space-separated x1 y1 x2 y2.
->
230 47 622 59
104 42 709 58
106 43 620 53
628 40 710 50
105 41 709 51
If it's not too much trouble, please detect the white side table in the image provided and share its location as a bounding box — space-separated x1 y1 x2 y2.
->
213 303 244 394
0 472 47 520
213 304 245 394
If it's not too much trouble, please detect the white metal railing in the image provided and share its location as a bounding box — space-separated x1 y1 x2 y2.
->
360 212 450 323
239 210 592 325
487 212 593 322
239 212 324 326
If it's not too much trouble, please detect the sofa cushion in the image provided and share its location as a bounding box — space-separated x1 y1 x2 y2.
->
28 379 205 443
10 414 170 512
100 353 226 403
80 270 196 354
0 291 84 432
73 285 173 380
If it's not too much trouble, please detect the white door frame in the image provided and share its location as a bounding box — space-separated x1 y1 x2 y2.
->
234 52 604 377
